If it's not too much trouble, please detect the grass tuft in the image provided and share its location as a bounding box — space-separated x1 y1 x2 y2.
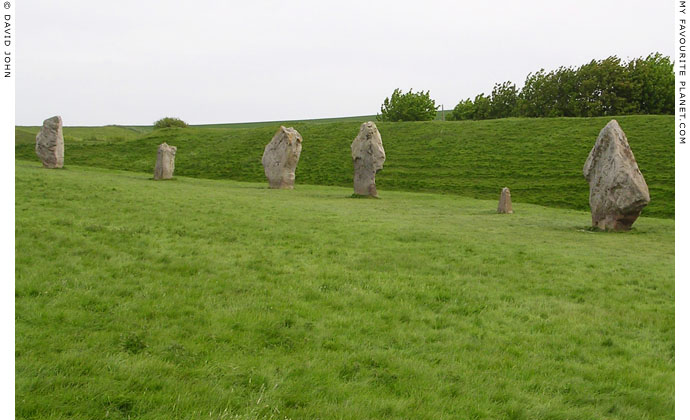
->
120 333 147 354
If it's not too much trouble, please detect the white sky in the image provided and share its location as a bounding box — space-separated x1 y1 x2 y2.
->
16 0 673 126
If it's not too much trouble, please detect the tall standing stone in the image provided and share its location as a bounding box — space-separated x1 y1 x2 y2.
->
351 121 386 197
35 116 64 168
154 143 177 180
497 187 513 214
261 126 303 189
583 120 650 231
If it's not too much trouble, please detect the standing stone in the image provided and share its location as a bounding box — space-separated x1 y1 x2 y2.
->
497 187 513 214
154 143 177 180
351 121 386 197
261 126 303 189
583 120 650 231
35 116 64 168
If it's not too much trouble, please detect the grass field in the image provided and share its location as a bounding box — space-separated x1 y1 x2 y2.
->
154 110 450 129
15 115 674 219
15 125 151 145
15 161 674 419
14 110 449 134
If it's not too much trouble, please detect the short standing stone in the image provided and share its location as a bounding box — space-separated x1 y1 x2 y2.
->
261 126 303 189
154 143 177 180
497 187 513 214
583 120 650 231
35 116 64 168
351 121 386 197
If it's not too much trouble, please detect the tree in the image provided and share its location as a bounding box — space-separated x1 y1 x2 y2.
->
473 94 492 120
518 70 549 117
449 98 476 120
628 53 674 114
153 117 188 129
377 89 437 122
551 66 579 117
489 81 518 118
576 57 632 116
450 52 673 120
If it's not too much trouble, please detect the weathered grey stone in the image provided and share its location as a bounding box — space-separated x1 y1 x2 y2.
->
35 116 64 168
261 126 303 189
583 120 650 231
351 121 385 197
497 187 513 214
154 142 177 180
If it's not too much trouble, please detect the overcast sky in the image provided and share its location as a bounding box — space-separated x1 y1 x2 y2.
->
16 0 673 126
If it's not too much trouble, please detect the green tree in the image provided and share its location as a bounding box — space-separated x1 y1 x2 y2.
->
576 57 632 116
449 98 476 120
489 81 518 118
473 94 492 120
552 66 579 117
518 70 550 117
451 52 673 120
378 89 437 122
153 117 188 129
628 53 674 114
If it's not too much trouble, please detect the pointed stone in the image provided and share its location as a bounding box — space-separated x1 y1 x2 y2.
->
35 116 64 168
262 126 303 189
583 120 650 231
154 142 177 180
351 121 386 197
497 187 513 214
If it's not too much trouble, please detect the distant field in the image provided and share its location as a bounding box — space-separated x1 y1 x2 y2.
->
196 110 450 129
15 162 674 419
16 111 449 138
15 115 674 218
196 114 380 129
15 125 152 145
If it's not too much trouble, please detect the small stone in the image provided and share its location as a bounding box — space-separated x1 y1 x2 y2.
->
35 116 64 168
351 121 386 197
583 120 650 231
261 126 303 189
154 143 177 180
497 187 513 214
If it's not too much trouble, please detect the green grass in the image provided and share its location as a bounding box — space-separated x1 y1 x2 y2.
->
196 110 450 129
15 111 447 133
15 161 674 419
195 114 380 129
15 115 674 219
15 125 152 146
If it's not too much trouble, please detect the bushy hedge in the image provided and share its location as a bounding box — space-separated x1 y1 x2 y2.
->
449 53 673 120
153 117 188 129
378 89 437 122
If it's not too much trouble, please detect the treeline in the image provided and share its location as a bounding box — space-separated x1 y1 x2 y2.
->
448 53 673 120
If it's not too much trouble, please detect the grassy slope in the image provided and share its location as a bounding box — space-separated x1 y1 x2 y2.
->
15 111 447 134
196 115 379 129
15 115 675 218
15 125 151 146
196 110 449 129
15 162 674 419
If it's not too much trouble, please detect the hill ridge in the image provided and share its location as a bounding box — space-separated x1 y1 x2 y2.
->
15 115 674 218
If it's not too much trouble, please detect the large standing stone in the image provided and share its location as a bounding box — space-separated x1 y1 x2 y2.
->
497 187 513 214
261 126 303 189
351 121 386 197
35 116 64 168
154 142 177 180
583 120 650 231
